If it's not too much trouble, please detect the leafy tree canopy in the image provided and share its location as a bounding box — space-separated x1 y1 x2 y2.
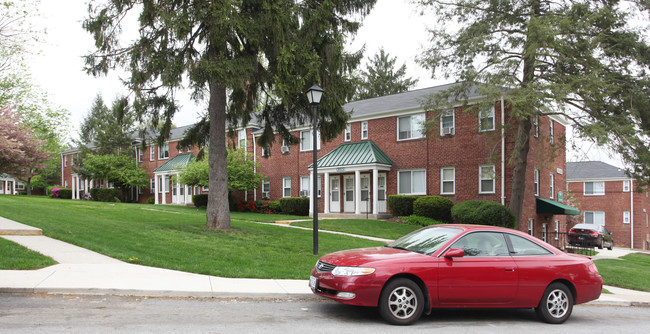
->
77 94 137 155
354 47 419 100
75 154 149 190
180 148 265 192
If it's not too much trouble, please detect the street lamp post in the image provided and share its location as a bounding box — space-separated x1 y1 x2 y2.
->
306 83 324 255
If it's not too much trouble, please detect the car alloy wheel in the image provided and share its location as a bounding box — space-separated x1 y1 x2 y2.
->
536 282 573 324
379 278 424 325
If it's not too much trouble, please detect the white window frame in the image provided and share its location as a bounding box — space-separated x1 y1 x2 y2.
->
397 114 424 140
554 220 560 240
283 177 291 198
440 167 455 195
534 169 539 196
397 169 426 195
440 110 455 136
281 138 290 154
549 119 554 144
137 147 143 162
534 115 539 138
300 130 321 151
479 106 495 132
238 130 247 149
623 211 631 224
16 182 25 191
584 211 605 226
584 181 605 196
479 165 495 194
344 124 351 142
300 175 322 198
262 179 270 198
623 180 631 192
549 173 554 199
150 146 155 161
150 178 155 194
64 155 68 167
528 218 534 236
158 143 169 160
361 121 368 140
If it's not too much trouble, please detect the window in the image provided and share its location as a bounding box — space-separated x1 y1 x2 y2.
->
361 121 368 140
479 106 495 131
584 211 605 226
398 114 424 140
549 120 554 144
300 176 310 197
440 110 454 136
64 155 67 167
479 165 495 194
16 182 25 190
534 169 539 196
528 219 534 235
344 124 351 141
281 138 290 154
300 130 320 151
398 169 426 195
158 177 169 193
584 181 605 195
549 173 554 199
283 177 291 197
158 143 169 159
441 167 455 194
262 179 270 199
150 178 155 194
262 145 269 157
451 232 509 257
150 146 155 161
624 211 631 224
623 180 631 192
534 115 539 138
137 147 143 162
554 220 560 240
507 234 552 256
238 130 246 149
542 223 547 242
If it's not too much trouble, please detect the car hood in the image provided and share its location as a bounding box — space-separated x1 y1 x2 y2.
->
318 247 426 267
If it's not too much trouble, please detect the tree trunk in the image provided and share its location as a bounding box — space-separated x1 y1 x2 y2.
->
26 176 32 196
206 80 231 230
509 118 532 229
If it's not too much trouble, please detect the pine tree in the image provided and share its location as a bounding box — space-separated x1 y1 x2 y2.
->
355 48 418 100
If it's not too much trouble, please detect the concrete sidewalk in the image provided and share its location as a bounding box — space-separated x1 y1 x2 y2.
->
1 217 649 307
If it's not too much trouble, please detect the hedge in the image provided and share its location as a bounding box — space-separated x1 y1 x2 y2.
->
56 188 72 199
413 196 454 222
387 195 420 216
89 188 122 202
451 200 515 228
193 194 208 208
279 197 310 216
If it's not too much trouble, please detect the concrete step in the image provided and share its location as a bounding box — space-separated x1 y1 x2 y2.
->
0 217 42 235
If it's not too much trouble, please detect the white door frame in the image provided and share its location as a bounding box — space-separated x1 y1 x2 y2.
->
344 175 355 213
360 174 370 213
330 175 340 213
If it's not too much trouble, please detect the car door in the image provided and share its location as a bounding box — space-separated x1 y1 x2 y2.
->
437 232 518 305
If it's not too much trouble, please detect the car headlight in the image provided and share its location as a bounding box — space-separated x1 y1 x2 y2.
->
332 266 375 277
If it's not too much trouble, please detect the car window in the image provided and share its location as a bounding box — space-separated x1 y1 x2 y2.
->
507 234 553 256
450 232 509 257
388 226 462 255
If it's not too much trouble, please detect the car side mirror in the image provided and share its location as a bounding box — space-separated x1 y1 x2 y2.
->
444 248 465 258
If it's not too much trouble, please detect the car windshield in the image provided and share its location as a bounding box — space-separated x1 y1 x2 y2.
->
387 226 462 255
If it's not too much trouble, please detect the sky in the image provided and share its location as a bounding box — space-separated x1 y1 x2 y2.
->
23 0 624 167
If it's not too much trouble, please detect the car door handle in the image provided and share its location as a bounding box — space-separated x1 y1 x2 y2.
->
505 268 515 272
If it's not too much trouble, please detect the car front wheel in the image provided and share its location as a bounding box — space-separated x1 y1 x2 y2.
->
378 278 424 326
536 282 574 324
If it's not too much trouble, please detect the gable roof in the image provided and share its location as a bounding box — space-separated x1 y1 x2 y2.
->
153 152 196 173
566 161 629 180
308 140 393 169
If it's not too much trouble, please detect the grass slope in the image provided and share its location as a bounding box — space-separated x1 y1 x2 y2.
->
0 237 56 269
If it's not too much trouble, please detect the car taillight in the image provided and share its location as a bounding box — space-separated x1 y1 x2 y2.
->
569 230 576 234
589 231 599 237
588 263 599 274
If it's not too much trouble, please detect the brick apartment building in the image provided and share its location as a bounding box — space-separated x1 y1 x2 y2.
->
60 83 576 236
567 161 650 249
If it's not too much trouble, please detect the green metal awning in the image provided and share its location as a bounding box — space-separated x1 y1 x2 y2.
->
536 198 580 215
308 140 393 169
153 152 196 173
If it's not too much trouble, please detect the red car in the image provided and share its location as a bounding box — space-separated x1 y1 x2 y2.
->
310 225 602 325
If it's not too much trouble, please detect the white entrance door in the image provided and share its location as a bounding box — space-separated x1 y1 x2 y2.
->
360 174 370 213
344 175 355 213
172 180 178 204
378 173 387 213
330 176 341 213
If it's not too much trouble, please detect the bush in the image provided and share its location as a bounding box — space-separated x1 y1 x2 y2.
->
193 194 208 208
90 188 122 202
146 197 155 205
451 200 515 228
413 196 454 222
387 195 420 216
268 201 282 213
279 197 310 216
400 215 442 227
57 188 72 199
48 186 61 198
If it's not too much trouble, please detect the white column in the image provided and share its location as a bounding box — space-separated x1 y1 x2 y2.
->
373 168 379 215
72 176 77 199
309 171 314 215
185 184 190 204
176 173 181 204
154 175 159 204
324 172 330 214
161 175 167 205
354 170 361 214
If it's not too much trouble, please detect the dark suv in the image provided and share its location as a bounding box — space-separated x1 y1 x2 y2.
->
568 224 614 250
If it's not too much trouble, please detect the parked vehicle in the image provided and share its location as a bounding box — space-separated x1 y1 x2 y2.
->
310 225 603 325
568 224 614 250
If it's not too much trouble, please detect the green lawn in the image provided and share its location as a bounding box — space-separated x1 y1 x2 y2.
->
0 237 57 270
595 254 650 292
291 219 420 240
0 195 385 279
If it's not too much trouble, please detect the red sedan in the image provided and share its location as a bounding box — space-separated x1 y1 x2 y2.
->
309 225 602 325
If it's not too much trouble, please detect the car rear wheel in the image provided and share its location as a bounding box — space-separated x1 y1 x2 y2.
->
378 278 424 326
607 241 613 250
536 282 573 324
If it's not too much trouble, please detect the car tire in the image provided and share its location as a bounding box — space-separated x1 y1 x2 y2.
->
607 241 613 251
535 282 574 324
378 278 424 326
597 238 603 249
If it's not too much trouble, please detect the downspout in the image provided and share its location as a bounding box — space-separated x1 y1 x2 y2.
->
631 179 634 248
60 153 64 186
500 96 505 205
253 130 257 201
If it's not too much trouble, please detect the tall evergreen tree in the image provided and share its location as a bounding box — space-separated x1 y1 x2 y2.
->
78 94 136 155
84 0 376 229
355 47 418 100
416 0 650 228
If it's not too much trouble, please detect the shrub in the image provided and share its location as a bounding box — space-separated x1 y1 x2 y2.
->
400 215 442 227
413 196 454 222
451 200 515 228
57 188 72 199
146 197 155 205
193 194 208 208
89 188 122 202
238 200 258 212
387 195 420 216
279 197 310 216
49 186 61 198
268 201 282 214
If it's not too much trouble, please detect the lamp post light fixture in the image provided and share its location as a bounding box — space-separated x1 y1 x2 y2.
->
306 83 324 255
